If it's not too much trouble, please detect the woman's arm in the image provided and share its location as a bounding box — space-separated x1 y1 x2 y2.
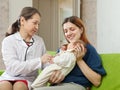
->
77 60 101 87
76 44 102 87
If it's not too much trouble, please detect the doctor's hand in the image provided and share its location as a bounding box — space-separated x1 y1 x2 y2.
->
49 70 65 84
41 54 53 64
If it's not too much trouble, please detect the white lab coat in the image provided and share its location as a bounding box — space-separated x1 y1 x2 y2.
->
0 32 46 90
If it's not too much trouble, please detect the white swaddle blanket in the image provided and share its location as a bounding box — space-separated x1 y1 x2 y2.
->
31 50 76 88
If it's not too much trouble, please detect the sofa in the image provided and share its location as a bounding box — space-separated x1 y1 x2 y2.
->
0 52 120 90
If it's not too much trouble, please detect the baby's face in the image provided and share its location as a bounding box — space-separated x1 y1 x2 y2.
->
61 45 67 51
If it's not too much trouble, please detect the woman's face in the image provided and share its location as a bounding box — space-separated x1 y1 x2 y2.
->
21 13 40 37
63 22 83 43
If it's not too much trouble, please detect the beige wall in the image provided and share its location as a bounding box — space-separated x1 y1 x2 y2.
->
9 0 32 24
81 0 97 48
0 0 97 70
0 0 32 70
0 0 9 69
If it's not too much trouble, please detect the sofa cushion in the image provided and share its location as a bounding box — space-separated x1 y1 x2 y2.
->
91 54 120 90
0 52 120 90
0 70 4 76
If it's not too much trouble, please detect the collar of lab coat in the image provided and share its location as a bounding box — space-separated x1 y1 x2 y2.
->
14 32 34 47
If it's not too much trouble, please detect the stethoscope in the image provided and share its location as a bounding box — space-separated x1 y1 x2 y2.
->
14 38 35 77
23 38 34 61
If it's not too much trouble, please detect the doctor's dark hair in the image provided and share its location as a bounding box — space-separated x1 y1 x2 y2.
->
5 7 41 37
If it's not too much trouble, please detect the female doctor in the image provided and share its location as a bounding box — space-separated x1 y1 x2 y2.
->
0 7 64 90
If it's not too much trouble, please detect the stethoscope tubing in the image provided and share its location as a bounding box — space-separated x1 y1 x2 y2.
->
23 38 34 61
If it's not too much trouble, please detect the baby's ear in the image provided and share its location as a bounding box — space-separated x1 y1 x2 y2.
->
71 49 77 54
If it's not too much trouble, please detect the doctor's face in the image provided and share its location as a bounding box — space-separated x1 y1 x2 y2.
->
20 13 40 37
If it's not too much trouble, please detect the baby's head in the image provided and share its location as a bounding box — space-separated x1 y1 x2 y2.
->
67 40 86 50
60 44 68 51
60 40 86 52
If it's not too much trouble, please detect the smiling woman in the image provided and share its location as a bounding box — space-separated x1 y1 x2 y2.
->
0 7 47 90
31 16 106 90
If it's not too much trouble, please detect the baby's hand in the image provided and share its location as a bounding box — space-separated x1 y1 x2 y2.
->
49 60 54 64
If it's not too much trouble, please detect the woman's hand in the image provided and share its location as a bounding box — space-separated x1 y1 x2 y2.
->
49 70 65 84
75 43 86 61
